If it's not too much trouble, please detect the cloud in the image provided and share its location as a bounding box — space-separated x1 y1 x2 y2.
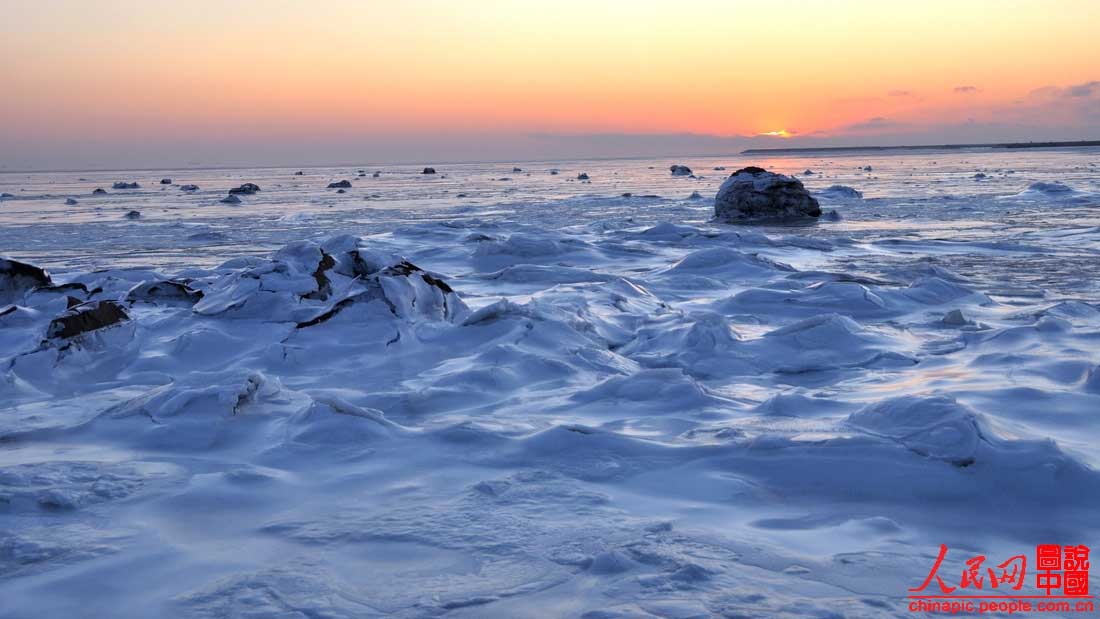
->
954 86 980 94
844 116 906 132
1065 81 1100 98
888 90 916 97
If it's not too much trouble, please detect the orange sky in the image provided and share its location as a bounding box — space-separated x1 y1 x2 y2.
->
2 0 1098 168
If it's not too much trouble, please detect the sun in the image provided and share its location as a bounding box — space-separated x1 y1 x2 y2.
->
758 130 792 138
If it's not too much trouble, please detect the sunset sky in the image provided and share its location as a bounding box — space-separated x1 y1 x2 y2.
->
2 0 1099 169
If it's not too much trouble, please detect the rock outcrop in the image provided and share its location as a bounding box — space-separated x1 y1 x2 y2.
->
714 167 821 221
1 258 52 303
228 183 261 195
47 300 130 340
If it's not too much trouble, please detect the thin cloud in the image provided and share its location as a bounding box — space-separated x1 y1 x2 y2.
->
1065 81 1100 97
954 86 980 94
844 116 905 132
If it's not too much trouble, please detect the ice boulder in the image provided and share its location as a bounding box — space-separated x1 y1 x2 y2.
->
0 192 14 199
1085 365 1100 394
193 236 468 325
670 165 693 177
112 181 140 189
577 172 590 180
1030 181 1073 194
92 188 108 195
847 396 984 466
124 210 141 219
818 185 863 199
220 194 242 204
180 184 199 191
327 180 352 189
126 280 204 304
422 167 436 175
714 167 821 221
160 178 172 184
65 197 78 205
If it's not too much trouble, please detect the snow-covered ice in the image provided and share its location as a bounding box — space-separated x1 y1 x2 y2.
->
2 150 1100 617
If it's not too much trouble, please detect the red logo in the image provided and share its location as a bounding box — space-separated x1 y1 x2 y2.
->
908 545 1093 615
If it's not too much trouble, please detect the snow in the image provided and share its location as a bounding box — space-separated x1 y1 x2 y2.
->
2 150 1100 617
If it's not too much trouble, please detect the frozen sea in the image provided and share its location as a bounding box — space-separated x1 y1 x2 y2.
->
1 149 1099 618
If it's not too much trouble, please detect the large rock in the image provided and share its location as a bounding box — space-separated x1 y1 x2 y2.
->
670 165 693 177
228 183 261 195
327 180 352 189
1 258 52 303
714 166 821 221
47 300 130 340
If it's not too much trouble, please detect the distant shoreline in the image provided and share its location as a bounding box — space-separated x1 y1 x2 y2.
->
742 139 1100 156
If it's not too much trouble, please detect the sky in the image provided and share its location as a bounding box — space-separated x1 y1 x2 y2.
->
2 0 1099 170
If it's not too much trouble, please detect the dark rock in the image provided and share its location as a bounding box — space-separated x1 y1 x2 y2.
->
160 178 172 184
512 167 523 173
124 210 141 219
220 194 242 204
0 192 14 199
92 188 108 194
670 165 693 177
621 192 633 197
180 184 200 191
372 171 381 178
65 198 78 205
422 167 437 175
336 189 346 193
112 182 140 189
714 167 821 221
304 252 336 301
1 258 52 301
228 183 261 195
713 166 726 171
328 180 352 189
295 171 304 175
803 169 815 175
47 300 129 339
863 165 873 172
549 169 560 175
577 173 590 180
